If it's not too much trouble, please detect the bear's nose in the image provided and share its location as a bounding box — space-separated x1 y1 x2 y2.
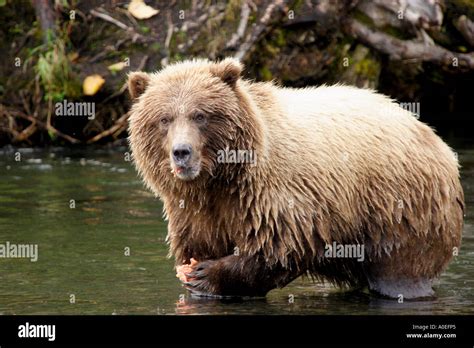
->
172 143 192 164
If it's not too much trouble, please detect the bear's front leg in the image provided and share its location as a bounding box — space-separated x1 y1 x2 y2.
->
180 254 300 297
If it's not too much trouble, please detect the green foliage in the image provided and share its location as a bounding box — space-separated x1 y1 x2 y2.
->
272 29 287 48
260 66 273 81
171 52 183 63
355 57 380 80
48 128 57 140
224 0 241 22
352 9 375 27
35 35 81 102
8 23 24 35
150 42 161 52
140 25 150 34
177 30 187 41
59 0 70 8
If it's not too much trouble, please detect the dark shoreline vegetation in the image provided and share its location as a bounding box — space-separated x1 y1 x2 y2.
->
1 0 474 147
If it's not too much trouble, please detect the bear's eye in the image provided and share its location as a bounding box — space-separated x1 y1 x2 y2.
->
193 112 206 123
160 117 170 126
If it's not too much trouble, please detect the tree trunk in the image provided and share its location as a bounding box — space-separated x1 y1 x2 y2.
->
31 0 57 43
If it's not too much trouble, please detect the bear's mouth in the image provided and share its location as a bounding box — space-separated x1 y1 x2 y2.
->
171 163 200 181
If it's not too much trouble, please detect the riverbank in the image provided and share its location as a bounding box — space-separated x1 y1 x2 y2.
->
1 0 473 146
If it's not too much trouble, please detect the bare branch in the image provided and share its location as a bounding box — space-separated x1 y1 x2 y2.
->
234 0 291 61
226 1 251 49
3 108 80 144
454 15 474 47
90 8 147 45
344 18 474 70
90 8 130 31
86 112 129 144
161 11 174 67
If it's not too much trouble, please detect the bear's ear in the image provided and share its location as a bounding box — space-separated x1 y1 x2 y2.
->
128 72 151 100
210 58 243 87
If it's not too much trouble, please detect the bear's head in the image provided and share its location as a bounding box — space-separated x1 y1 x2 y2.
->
127 58 264 196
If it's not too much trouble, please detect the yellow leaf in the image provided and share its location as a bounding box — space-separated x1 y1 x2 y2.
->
128 0 159 20
83 75 105 96
108 61 127 72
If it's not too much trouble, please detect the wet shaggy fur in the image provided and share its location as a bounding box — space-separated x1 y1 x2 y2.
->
127 58 464 299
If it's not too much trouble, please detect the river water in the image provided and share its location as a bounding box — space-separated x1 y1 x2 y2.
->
0 144 473 315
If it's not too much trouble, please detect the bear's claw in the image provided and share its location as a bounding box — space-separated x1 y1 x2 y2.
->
181 260 218 295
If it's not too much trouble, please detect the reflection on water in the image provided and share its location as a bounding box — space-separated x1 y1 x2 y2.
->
0 145 473 315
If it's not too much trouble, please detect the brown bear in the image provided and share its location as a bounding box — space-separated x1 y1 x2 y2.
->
127 58 464 299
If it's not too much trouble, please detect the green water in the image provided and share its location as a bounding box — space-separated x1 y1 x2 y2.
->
0 146 473 315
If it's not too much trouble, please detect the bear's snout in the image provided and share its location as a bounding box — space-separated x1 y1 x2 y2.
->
172 143 193 165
